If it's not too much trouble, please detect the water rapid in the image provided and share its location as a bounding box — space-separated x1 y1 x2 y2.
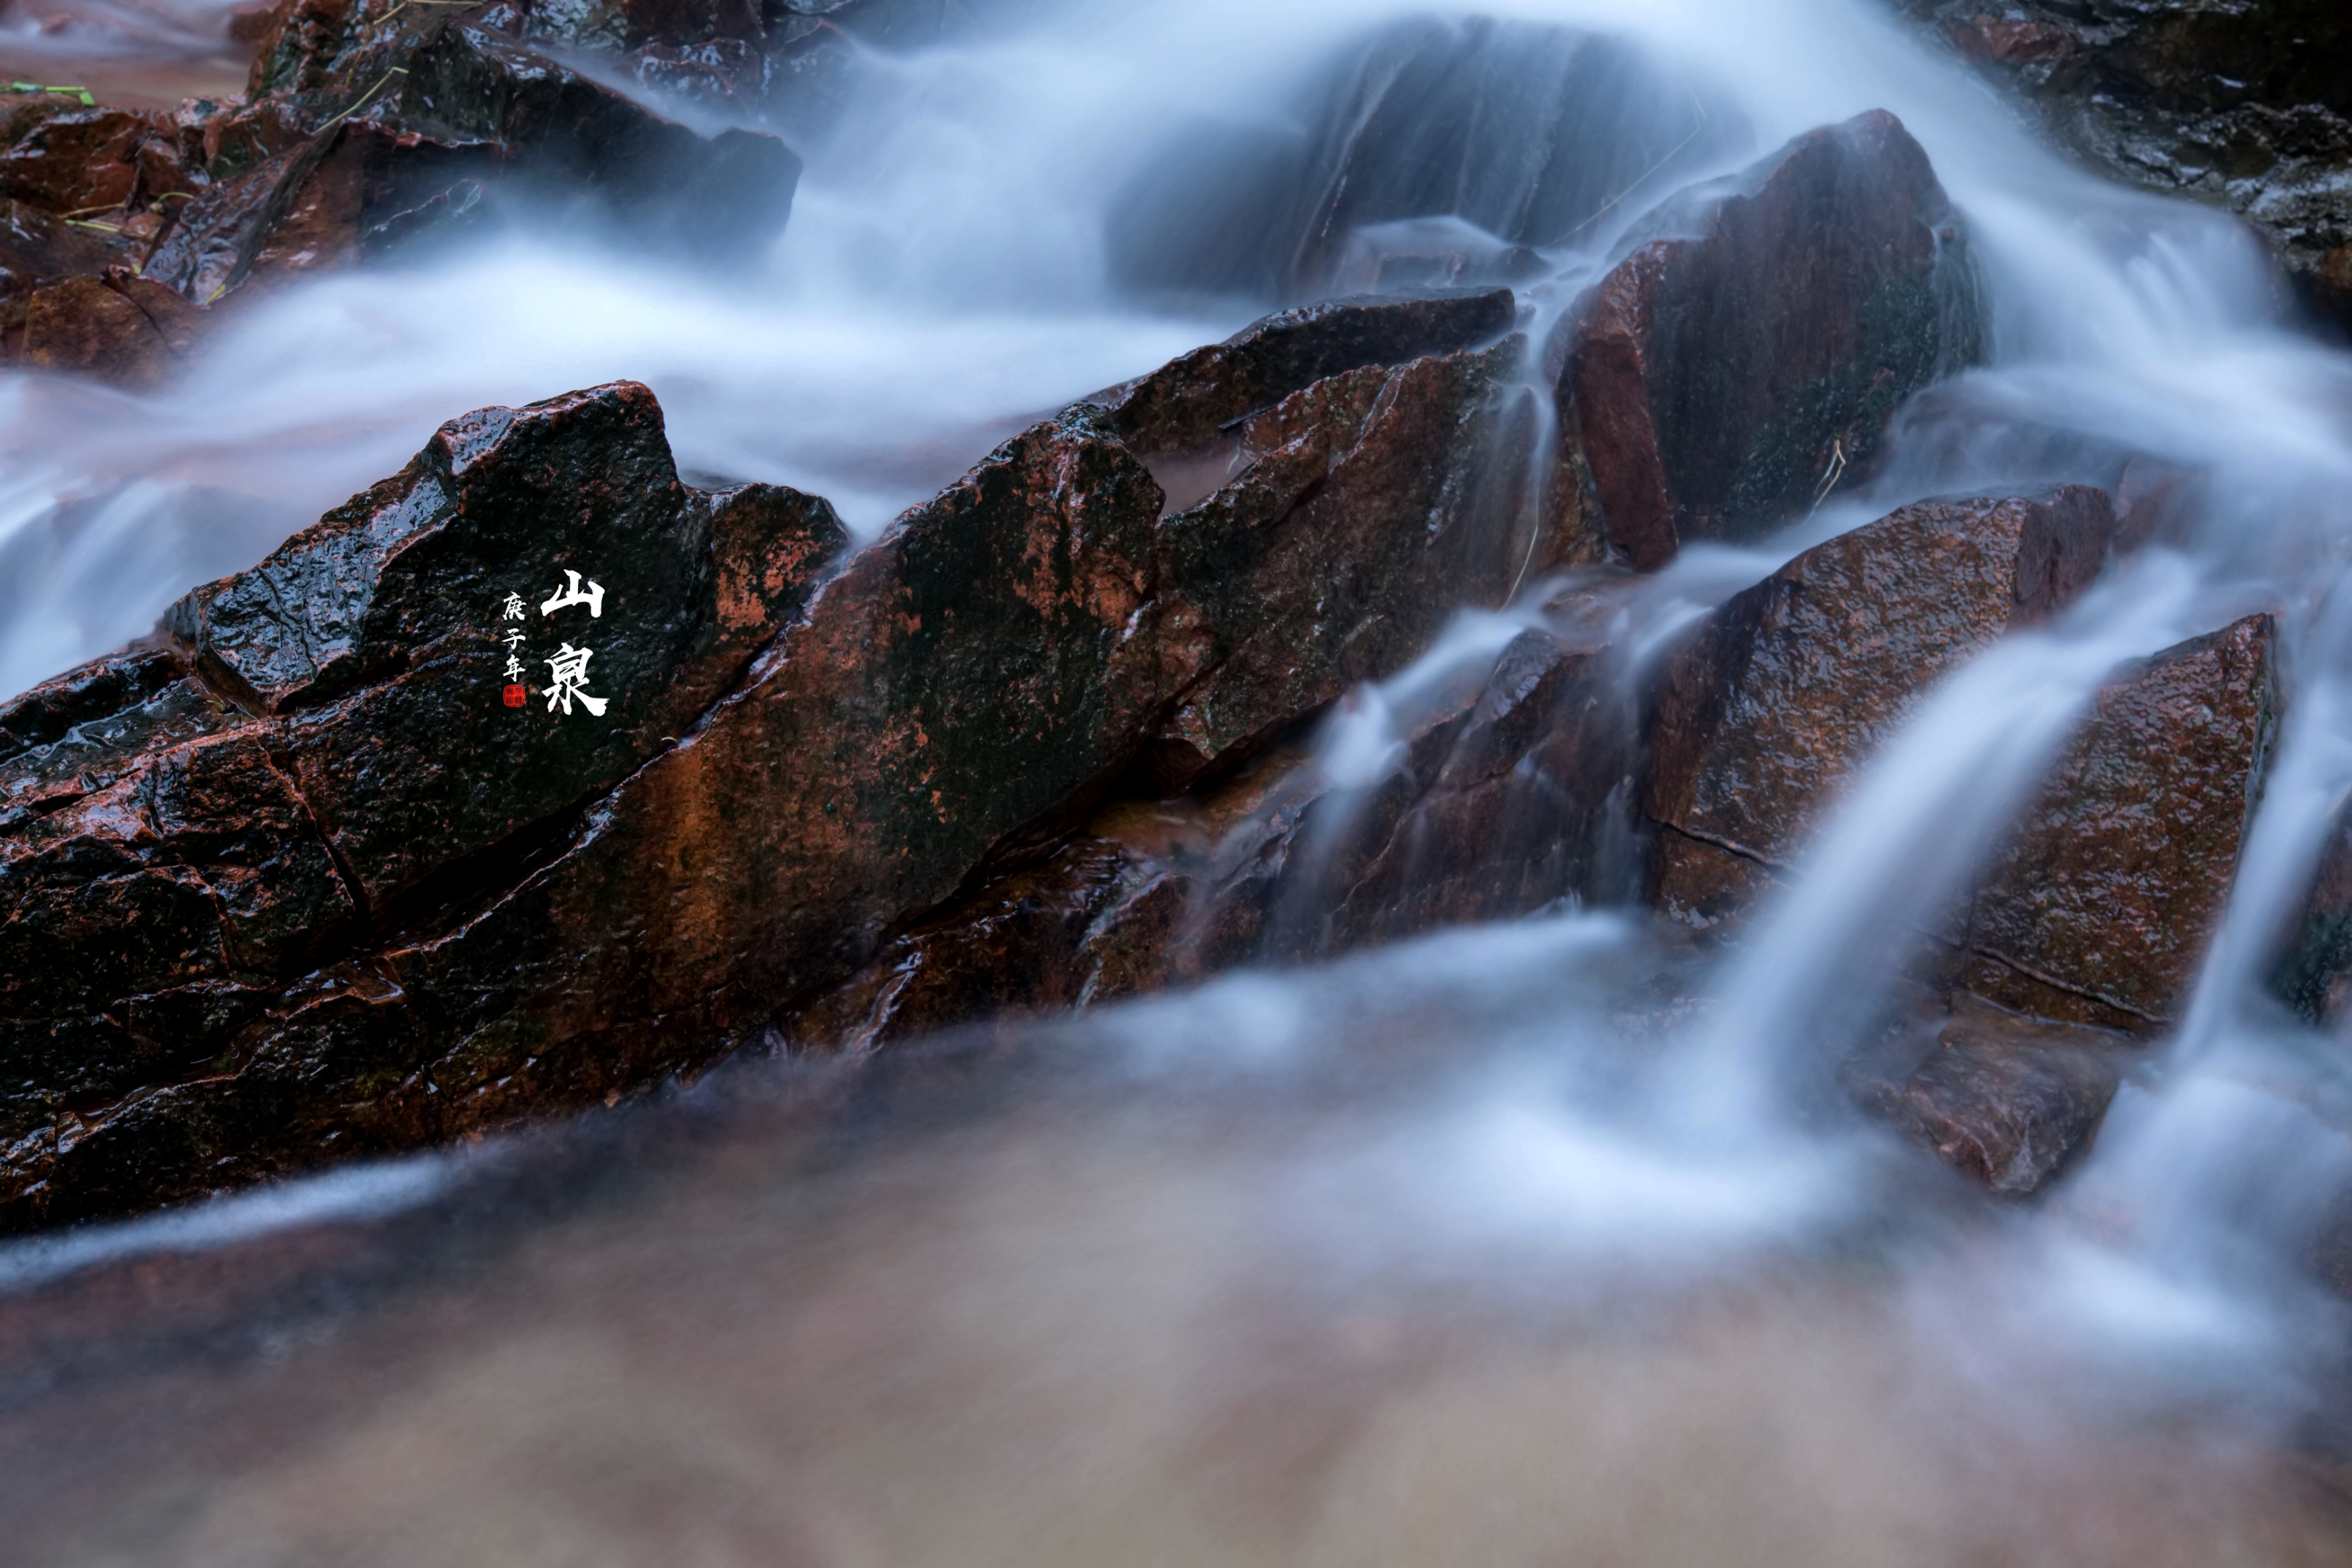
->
11 0 2352 1559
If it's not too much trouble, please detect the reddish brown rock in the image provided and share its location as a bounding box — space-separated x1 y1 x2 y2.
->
1949 15 2076 66
1851 992 2131 1196
1145 335 1570 785
0 292 1547 1223
1104 288 1517 457
0 198 139 343
0 110 156 218
1645 488 2116 929
18 269 207 387
1560 110 1980 569
782 619 1639 1053
0 381 843 1227
144 126 500 302
1961 613 2279 1029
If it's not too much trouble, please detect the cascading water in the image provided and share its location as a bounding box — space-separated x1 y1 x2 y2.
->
12 0 2352 1559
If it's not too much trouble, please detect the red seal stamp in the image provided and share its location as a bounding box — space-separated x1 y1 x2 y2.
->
502 684 527 708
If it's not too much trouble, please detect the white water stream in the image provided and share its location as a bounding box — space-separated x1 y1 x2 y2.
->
9 0 2352 1559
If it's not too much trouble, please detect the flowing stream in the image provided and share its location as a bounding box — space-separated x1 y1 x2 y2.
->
11 0 2352 1561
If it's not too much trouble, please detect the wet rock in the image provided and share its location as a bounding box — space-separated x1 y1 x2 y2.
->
1559 110 1982 568
0 110 158 217
1103 287 1517 457
1961 613 2280 1029
1147 336 1547 783
0 200 141 339
784 621 1640 1053
19 269 206 387
1884 0 2352 328
144 125 501 301
2269 809 2352 1028
143 0 802 310
391 22 801 256
163 381 843 908
0 381 842 1227
1851 992 2133 1196
1645 488 2117 928
0 291 1561 1220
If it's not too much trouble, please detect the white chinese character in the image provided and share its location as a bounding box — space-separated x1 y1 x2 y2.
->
543 642 608 716
540 570 604 619
504 653 525 680
501 592 526 621
503 628 526 650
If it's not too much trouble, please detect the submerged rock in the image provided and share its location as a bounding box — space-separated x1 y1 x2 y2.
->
1850 991 2135 1196
1646 488 2117 928
1558 110 1982 568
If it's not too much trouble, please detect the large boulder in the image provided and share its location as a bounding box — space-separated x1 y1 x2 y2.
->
1558 110 1982 568
0 293 1539 1225
1646 488 2117 928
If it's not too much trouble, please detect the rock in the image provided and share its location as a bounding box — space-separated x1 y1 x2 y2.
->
1960 613 2280 1029
783 618 1640 1053
0 381 844 1228
1850 992 2133 1196
0 110 158 218
1645 488 2117 929
1144 335 1549 783
144 125 502 301
0 199 141 337
1104 287 1518 458
2269 808 2352 1028
391 22 801 256
0 293 1553 1223
1883 0 2352 329
148 1 802 309
19 269 207 387
1559 109 1982 568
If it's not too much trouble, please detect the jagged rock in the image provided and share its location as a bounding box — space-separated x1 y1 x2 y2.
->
1104 287 1518 458
784 618 1639 1053
19 269 206 387
0 293 1546 1225
0 110 158 216
391 22 800 255
145 124 501 301
0 381 843 1227
1959 612 2279 1029
1143 337 1546 784
1850 992 2134 1196
1883 0 2352 329
1646 488 2117 928
1559 110 1982 568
